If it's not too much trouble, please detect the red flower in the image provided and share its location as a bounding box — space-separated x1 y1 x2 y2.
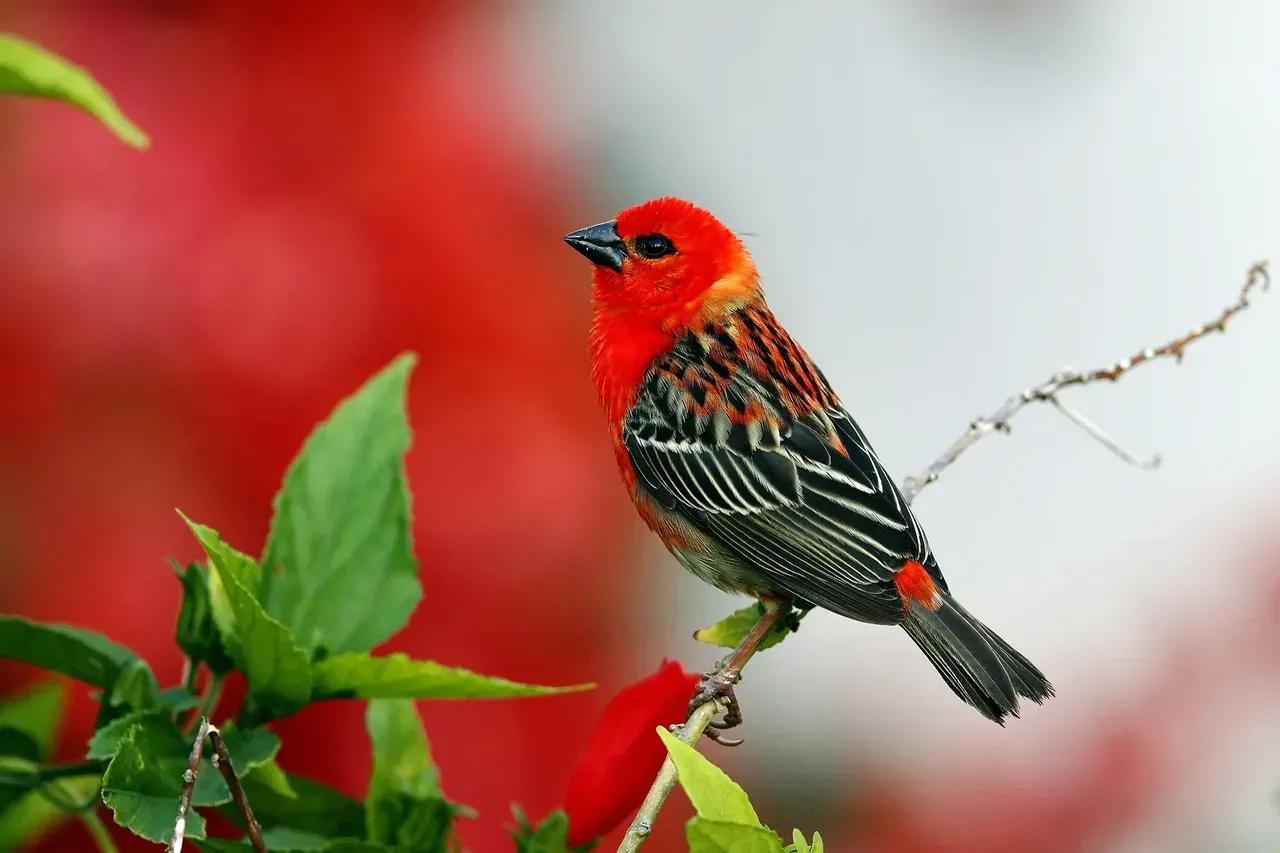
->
563 660 701 846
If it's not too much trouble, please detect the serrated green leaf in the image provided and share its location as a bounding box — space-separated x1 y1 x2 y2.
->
0 682 62 758
686 818 783 853
182 515 311 719
101 725 205 843
235 773 365 839
656 728 761 827
96 714 279 812
175 562 235 675
0 33 149 148
87 709 169 759
261 353 421 655
693 604 801 653
312 652 591 701
0 615 141 689
366 699 455 851
509 808 597 853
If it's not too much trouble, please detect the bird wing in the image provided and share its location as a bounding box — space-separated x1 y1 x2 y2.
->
622 305 937 625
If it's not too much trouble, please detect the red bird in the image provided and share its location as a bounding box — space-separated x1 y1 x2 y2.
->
566 198 1052 724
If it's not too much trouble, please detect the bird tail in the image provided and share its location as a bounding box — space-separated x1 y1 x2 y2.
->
900 590 1053 724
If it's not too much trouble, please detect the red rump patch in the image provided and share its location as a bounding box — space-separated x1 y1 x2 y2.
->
894 560 941 612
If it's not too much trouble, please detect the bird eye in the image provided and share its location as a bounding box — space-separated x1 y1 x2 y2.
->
634 233 675 259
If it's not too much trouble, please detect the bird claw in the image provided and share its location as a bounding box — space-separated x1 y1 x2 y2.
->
689 667 744 746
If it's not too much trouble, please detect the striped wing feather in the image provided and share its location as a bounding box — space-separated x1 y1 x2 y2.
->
623 307 939 625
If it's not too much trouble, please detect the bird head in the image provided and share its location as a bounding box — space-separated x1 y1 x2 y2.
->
565 197 760 329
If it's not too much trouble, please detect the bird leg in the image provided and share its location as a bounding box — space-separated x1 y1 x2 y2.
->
689 596 789 746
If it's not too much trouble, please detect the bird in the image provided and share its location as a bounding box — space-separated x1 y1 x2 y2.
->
564 197 1052 727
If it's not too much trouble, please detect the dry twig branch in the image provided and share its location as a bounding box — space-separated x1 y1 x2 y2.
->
618 260 1270 852
900 260 1270 503
168 718 266 853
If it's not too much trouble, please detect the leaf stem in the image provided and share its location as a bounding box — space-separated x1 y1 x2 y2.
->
37 760 106 781
81 809 120 853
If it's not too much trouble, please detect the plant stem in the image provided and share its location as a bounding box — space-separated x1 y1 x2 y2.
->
190 674 223 731
81 809 120 853
37 760 106 781
618 600 787 852
207 725 267 853
169 717 209 853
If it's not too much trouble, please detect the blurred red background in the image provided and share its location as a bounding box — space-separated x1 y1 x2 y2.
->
2 3 1279 852
0 3 683 849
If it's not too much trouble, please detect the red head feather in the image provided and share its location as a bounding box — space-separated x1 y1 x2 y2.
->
583 198 763 428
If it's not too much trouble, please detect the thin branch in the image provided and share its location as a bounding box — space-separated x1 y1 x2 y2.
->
618 603 787 852
900 260 1269 503
207 725 267 853
168 717 209 853
618 701 723 853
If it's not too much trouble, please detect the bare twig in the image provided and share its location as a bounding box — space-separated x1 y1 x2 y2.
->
618 260 1270 850
900 260 1269 503
207 725 267 853
618 602 787 852
168 717 209 853
168 719 265 853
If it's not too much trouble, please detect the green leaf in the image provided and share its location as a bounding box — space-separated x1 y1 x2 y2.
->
786 829 824 853
261 353 421 655
249 757 297 799
87 709 169 760
0 33 148 148
175 562 235 675
312 652 591 701
101 725 205 843
365 699 455 851
236 773 365 839
656 728 761 827
0 776 97 850
509 808 597 853
104 659 161 712
157 686 200 712
693 603 802 653
97 714 279 812
686 819 783 853
0 615 141 689
0 682 63 757
182 515 312 719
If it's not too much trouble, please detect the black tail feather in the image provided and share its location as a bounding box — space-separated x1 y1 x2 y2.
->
901 591 1052 724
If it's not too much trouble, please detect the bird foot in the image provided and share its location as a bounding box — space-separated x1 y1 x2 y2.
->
689 667 744 746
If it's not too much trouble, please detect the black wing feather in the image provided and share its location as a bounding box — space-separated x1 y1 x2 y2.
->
623 328 936 625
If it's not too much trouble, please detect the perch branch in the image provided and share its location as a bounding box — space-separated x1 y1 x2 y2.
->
167 718 266 853
618 260 1270 850
900 260 1269 503
619 603 786 852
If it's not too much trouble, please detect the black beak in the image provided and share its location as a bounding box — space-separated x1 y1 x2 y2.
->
564 220 628 272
